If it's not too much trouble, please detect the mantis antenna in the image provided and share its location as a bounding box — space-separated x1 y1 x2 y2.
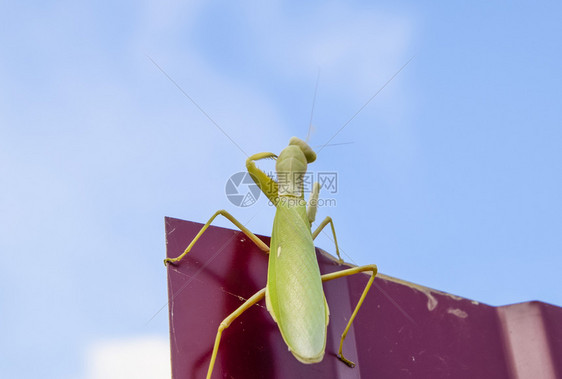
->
306 69 321 143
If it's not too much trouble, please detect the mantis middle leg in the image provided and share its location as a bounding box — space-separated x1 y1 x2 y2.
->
307 182 342 263
164 209 270 265
311 216 342 263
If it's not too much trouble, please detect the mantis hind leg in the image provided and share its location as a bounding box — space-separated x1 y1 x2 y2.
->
321 264 378 368
206 288 266 379
164 210 270 265
311 216 343 263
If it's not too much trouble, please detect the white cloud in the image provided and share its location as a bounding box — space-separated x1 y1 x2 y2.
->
239 2 415 98
85 336 170 379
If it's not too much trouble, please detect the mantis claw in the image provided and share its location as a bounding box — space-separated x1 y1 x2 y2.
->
163 258 177 266
337 354 356 368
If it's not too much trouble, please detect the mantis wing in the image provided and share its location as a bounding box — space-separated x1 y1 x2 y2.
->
266 197 329 363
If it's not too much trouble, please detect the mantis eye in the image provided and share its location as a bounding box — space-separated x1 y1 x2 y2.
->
289 137 316 163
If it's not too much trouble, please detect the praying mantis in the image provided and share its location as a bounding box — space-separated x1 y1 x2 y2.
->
164 136 378 378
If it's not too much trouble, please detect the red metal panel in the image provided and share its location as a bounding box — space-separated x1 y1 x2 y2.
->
498 301 561 379
165 217 562 378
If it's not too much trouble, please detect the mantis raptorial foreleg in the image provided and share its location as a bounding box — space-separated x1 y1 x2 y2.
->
322 264 378 367
206 264 377 377
164 209 269 265
306 182 320 223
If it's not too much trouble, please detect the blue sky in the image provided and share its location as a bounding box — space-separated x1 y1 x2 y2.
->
1 2 561 378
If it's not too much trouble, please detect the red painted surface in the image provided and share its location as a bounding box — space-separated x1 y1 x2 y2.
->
165 217 562 378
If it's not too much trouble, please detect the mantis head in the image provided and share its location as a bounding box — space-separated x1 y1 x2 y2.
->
276 137 316 198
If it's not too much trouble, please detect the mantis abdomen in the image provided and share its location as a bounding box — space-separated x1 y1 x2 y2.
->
266 197 329 363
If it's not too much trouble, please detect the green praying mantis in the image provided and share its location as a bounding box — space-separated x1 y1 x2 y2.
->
164 136 378 378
